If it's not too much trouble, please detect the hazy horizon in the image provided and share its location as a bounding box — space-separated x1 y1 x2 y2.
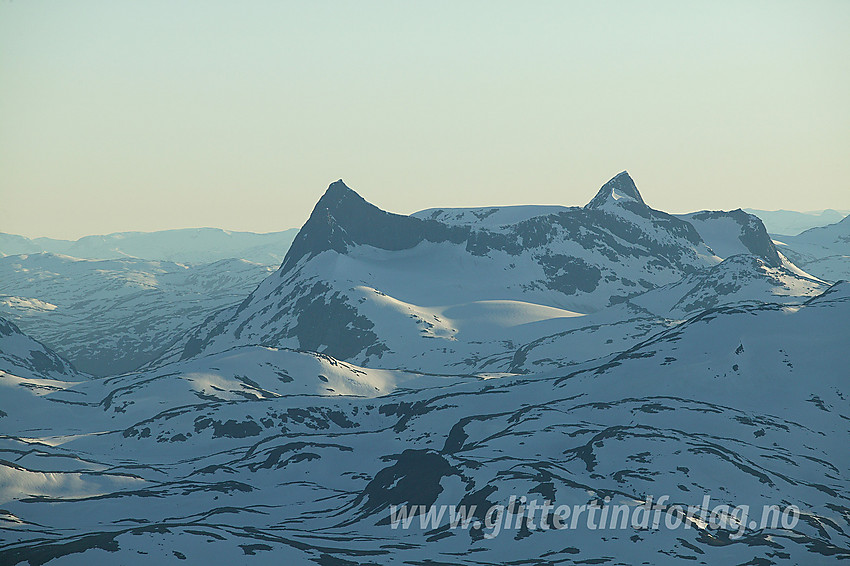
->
2 1 849 240
5 194 850 242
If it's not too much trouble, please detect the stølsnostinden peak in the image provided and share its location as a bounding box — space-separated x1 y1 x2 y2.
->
585 170 647 209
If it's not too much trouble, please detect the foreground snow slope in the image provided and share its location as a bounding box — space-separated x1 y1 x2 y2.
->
0 283 847 564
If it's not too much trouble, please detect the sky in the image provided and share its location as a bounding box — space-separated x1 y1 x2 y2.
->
1 1 848 239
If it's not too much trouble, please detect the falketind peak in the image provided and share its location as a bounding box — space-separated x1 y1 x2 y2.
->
279 179 429 273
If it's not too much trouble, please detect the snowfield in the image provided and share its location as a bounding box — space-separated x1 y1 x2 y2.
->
1 173 848 564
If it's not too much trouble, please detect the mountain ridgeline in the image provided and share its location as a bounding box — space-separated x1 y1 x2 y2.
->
1 172 847 565
284 172 778 272
174 172 790 371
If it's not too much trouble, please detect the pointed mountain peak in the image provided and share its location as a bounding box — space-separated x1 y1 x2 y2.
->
585 171 646 209
315 179 366 210
278 180 438 274
285 180 381 263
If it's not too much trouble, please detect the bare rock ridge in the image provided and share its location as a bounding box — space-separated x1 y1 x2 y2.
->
280 179 468 274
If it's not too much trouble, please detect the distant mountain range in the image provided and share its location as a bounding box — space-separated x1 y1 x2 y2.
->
0 254 274 375
744 208 849 235
0 227 298 265
0 228 299 375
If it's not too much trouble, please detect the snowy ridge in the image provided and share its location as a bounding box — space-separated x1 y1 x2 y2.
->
412 205 571 230
630 254 827 317
772 214 850 281
0 315 81 380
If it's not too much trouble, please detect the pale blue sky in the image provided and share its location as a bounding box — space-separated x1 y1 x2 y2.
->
1 1 848 239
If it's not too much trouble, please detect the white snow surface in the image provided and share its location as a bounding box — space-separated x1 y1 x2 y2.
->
1 176 847 564
413 205 571 230
0 282 847 564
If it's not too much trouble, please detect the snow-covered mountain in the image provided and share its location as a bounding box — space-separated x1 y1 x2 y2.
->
744 208 849 236
0 227 298 266
1 172 847 565
772 214 850 281
166 173 797 376
0 254 274 375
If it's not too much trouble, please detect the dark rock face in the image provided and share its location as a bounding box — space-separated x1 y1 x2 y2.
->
286 282 389 360
280 180 469 274
181 278 390 362
539 254 602 295
0 316 18 338
585 171 646 209
352 449 462 525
